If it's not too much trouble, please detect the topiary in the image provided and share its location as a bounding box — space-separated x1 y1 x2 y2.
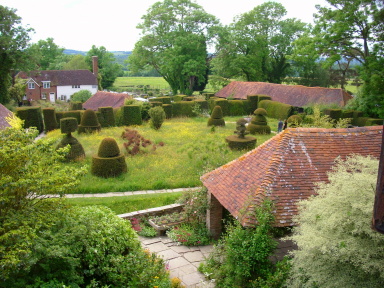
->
91 137 127 178
98 106 115 127
287 115 303 128
148 106 166 130
207 106 225 127
56 117 85 161
247 108 271 134
78 109 101 134
226 118 257 150
42 108 58 132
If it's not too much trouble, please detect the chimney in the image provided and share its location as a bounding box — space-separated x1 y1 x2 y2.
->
92 56 98 77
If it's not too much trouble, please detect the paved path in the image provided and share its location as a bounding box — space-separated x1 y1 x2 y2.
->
139 236 215 288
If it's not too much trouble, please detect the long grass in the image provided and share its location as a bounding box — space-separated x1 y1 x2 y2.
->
47 117 277 194
114 77 170 90
65 192 182 214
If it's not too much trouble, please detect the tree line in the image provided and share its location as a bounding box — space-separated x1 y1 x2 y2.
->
1 0 383 118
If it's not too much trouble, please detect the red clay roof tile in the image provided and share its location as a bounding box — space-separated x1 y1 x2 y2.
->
83 91 132 111
201 126 383 227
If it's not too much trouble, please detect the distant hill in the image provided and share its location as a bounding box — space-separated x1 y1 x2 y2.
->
63 49 131 66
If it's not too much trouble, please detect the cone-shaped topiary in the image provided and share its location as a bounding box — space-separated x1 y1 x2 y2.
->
78 109 101 133
56 117 85 161
287 115 303 128
226 118 257 150
91 137 127 178
247 108 271 134
207 106 225 127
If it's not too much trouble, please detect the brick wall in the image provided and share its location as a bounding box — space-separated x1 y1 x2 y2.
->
206 191 223 239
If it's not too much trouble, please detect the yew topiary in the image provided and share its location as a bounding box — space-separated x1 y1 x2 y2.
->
91 137 127 178
226 118 256 150
56 117 85 161
78 109 101 134
42 108 58 132
207 106 225 127
287 115 303 128
247 108 271 134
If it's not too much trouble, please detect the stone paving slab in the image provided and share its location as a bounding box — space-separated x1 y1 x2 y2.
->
170 245 192 253
168 257 190 269
182 272 205 286
146 241 169 253
184 251 205 263
157 249 181 260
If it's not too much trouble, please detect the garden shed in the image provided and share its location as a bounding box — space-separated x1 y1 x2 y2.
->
83 91 132 111
0 104 12 129
215 81 353 107
201 126 383 238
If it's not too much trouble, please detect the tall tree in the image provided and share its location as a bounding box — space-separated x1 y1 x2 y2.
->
0 5 33 104
63 54 89 70
128 0 218 95
212 2 305 83
313 0 384 117
29 37 65 70
86 45 122 89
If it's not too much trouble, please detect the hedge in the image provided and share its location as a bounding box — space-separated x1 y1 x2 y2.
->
194 100 209 112
228 100 248 116
323 109 342 121
171 101 195 117
258 100 293 120
70 102 83 110
173 95 185 102
212 99 230 116
16 107 44 133
98 107 115 127
156 97 171 104
121 105 142 126
42 108 58 131
162 104 172 119
247 95 259 114
355 117 383 126
63 110 83 124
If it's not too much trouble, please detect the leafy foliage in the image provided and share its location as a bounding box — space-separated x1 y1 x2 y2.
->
287 155 384 288
71 89 92 102
148 106 166 130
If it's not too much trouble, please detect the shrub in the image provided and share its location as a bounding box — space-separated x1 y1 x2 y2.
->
258 100 293 120
162 104 173 119
323 108 342 121
70 89 92 102
60 117 78 134
78 109 101 134
247 95 259 114
287 115 303 128
171 101 195 117
228 100 247 116
156 96 171 104
42 108 58 131
70 101 82 110
148 106 166 130
213 98 230 116
63 110 82 124
56 117 85 161
247 108 271 134
207 106 225 127
173 95 184 102
15 107 44 133
91 137 127 178
98 106 115 127
122 105 142 126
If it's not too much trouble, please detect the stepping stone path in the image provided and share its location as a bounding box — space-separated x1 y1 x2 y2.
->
139 236 215 288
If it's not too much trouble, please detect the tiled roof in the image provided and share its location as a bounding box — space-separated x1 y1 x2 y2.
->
83 91 132 111
215 81 352 107
201 126 383 227
18 70 97 86
0 104 12 129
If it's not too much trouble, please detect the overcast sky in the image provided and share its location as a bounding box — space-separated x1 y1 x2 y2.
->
3 0 329 52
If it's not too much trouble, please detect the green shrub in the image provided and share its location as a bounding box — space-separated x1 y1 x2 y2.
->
208 106 225 127
323 108 342 121
225 134 257 150
70 89 92 102
150 101 163 107
183 96 196 101
55 111 65 125
15 107 44 133
42 108 58 131
287 115 303 128
258 95 272 103
171 101 195 117
162 104 173 119
156 96 171 104
173 95 184 102
247 95 259 114
70 101 82 110
365 118 383 126
213 98 230 116
78 109 101 134
91 137 127 178
148 106 166 130
247 108 271 134
56 134 85 161
341 110 354 119
228 100 247 116
98 107 115 127
60 117 78 134
258 100 293 120
122 105 142 126
63 110 82 124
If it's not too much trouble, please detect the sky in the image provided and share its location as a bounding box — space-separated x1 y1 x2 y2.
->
3 0 329 52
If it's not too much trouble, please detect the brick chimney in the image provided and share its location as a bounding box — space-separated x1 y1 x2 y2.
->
92 56 98 77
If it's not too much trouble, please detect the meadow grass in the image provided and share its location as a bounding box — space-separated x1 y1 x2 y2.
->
65 192 182 214
47 116 277 194
114 77 171 90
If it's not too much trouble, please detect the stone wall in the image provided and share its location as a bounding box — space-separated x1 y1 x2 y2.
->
118 203 184 220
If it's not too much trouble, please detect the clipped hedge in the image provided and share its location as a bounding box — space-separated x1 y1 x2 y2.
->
208 106 225 127
70 102 83 110
247 95 259 114
16 107 44 133
63 110 83 124
258 95 272 103
194 100 209 112
162 104 172 119
351 111 364 126
287 115 303 128
121 105 142 126
355 117 383 126
323 109 342 121
42 108 58 131
258 100 293 120
171 101 195 117
98 107 115 127
55 111 65 125
60 117 78 134
156 97 171 104
228 100 247 116
212 99 230 116
173 95 184 102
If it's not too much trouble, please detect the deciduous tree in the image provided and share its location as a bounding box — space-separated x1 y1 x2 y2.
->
29 37 65 70
128 0 218 95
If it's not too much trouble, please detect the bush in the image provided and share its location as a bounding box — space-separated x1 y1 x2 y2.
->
15 107 44 133
323 108 342 121
171 101 195 117
91 137 127 178
247 108 271 134
287 115 303 128
247 95 259 114
148 106 166 130
42 108 58 131
70 89 92 102
60 117 78 134
162 104 173 119
258 100 293 120
122 105 143 126
63 110 82 124
156 96 171 104
213 99 230 116
98 106 115 127
70 101 82 110
78 109 101 134
228 100 247 116
207 106 225 127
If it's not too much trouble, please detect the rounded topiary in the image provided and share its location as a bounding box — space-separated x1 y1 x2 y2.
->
56 135 85 161
247 108 271 135
208 106 225 127
91 137 127 178
78 109 101 134
60 117 78 134
287 115 303 128
226 118 257 150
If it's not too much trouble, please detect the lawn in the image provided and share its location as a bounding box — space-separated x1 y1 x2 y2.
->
47 116 277 194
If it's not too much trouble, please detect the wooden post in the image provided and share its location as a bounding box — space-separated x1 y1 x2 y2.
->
373 124 384 233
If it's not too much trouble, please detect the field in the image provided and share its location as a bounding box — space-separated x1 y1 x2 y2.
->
113 77 171 90
47 116 277 194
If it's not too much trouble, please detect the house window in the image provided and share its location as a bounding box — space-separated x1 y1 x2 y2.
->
72 85 80 88
61 95 67 101
28 83 35 89
41 93 47 100
92 85 97 88
43 81 50 89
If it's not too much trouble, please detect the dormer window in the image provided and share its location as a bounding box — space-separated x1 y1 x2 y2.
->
28 83 35 89
43 81 50 89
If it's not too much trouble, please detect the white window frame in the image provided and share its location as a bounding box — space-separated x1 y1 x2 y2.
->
41 93 47 100
28 82 35 89
72 85 80 89
43 81 51 89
